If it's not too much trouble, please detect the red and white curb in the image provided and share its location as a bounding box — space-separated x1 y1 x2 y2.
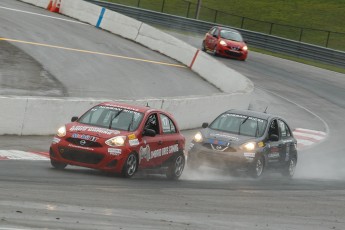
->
0 150 49 161
293 128 327 149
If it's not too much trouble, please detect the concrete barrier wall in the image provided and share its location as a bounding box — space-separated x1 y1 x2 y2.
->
9 0 254 135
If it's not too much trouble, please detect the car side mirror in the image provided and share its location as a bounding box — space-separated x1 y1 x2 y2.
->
269 134 279 142
143 128 156 137
213 34 218 38
202 122 208 128
71 116 79 122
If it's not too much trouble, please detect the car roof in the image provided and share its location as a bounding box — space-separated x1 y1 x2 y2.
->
225 109 280 120
98 102 158 113
217 26 241 34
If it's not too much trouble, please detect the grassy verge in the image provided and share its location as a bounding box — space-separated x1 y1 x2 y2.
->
103 0 345 51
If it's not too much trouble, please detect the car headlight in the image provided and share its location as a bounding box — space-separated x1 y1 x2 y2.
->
193 132 203 143
57 126 66 137
242 45 248 51
240 142 256 151
219 40 227 46
105 136 127 147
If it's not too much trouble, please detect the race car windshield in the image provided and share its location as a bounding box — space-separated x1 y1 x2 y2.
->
220 30 243 42
78 106 144 131
209 113 267 137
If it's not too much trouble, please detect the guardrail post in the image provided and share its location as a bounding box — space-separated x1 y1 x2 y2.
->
241 17 245 28
161 0 165 13
137 0 140 7
326 31 330 47
186 2 191 18
299 28 303 41
214 10 218 23
269 23 273 34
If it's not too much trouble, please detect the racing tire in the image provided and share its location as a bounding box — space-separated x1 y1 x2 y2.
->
122 153 138 178
50 159 67 170
213 46 218 56
201 41 206 51
249 156 265 178
166 153 185 180
281 157 297 178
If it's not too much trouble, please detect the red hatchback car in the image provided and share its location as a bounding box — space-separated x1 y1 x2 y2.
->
49 102 186 179
202 26 248 61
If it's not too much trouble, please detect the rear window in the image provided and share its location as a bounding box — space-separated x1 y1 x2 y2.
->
209 113 267 137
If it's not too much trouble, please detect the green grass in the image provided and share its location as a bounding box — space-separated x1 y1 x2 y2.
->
103 0 345 51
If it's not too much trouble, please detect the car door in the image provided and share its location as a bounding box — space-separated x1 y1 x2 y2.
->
138 113 162 168
266 119 284 166
153 113 182 166
206 27 218 50
277 119 295 164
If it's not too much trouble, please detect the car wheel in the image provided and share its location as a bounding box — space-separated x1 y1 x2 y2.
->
250 156 265 178
122 153 138 178
282 157 297 178
166 153 185 180
201 41 206 51
213 46 218 56
50 159 67 170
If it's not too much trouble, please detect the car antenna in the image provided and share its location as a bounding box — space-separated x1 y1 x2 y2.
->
146 102 150 108
264 106 269 113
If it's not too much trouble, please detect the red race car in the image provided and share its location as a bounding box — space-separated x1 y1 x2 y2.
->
202 26 248 61
49 102 186 179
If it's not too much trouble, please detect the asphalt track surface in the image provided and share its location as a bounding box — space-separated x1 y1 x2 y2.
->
0 0 219 98
1 1 345 230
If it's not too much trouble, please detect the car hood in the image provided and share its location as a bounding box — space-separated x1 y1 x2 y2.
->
66 123 129 139
201 128 254 146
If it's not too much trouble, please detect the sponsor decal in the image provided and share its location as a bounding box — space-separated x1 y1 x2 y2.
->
129 139 139 146
100 105 140 112
68 144 94 151
221 113 265 123
139 144 179 163
69 126 120 135
244 152 255 158
128 134 136 140
108 148 122 156
52 137 61 144
139 145 151 163
72 133 98 142
188 143 194 150
258 142 265 147
210 133 239 141
268 152 280 158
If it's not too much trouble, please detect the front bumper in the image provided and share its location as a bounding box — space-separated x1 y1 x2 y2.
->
50 137 128 173
217 46 247 60
188 143 256 169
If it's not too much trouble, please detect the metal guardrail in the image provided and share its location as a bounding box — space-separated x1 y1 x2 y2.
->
85 0 345 68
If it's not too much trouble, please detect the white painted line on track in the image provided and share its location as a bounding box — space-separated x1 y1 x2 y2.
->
0 6 87 25
0 150 48 161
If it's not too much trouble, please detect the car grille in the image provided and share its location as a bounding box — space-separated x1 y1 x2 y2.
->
225 50 243 57
202 143 237 152
66 138 102 148
58 147 104 164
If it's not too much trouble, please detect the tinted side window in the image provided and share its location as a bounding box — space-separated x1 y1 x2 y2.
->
268 119 279 137
278 120 291 138
144 113 160 134
209 27 216 35
160 114 177 134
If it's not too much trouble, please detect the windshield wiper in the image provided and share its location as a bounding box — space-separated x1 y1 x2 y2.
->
238 116 249 135
109 109 123 129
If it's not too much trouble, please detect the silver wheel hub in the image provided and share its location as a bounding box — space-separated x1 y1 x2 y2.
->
127 155 137 176
174 156 184 177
